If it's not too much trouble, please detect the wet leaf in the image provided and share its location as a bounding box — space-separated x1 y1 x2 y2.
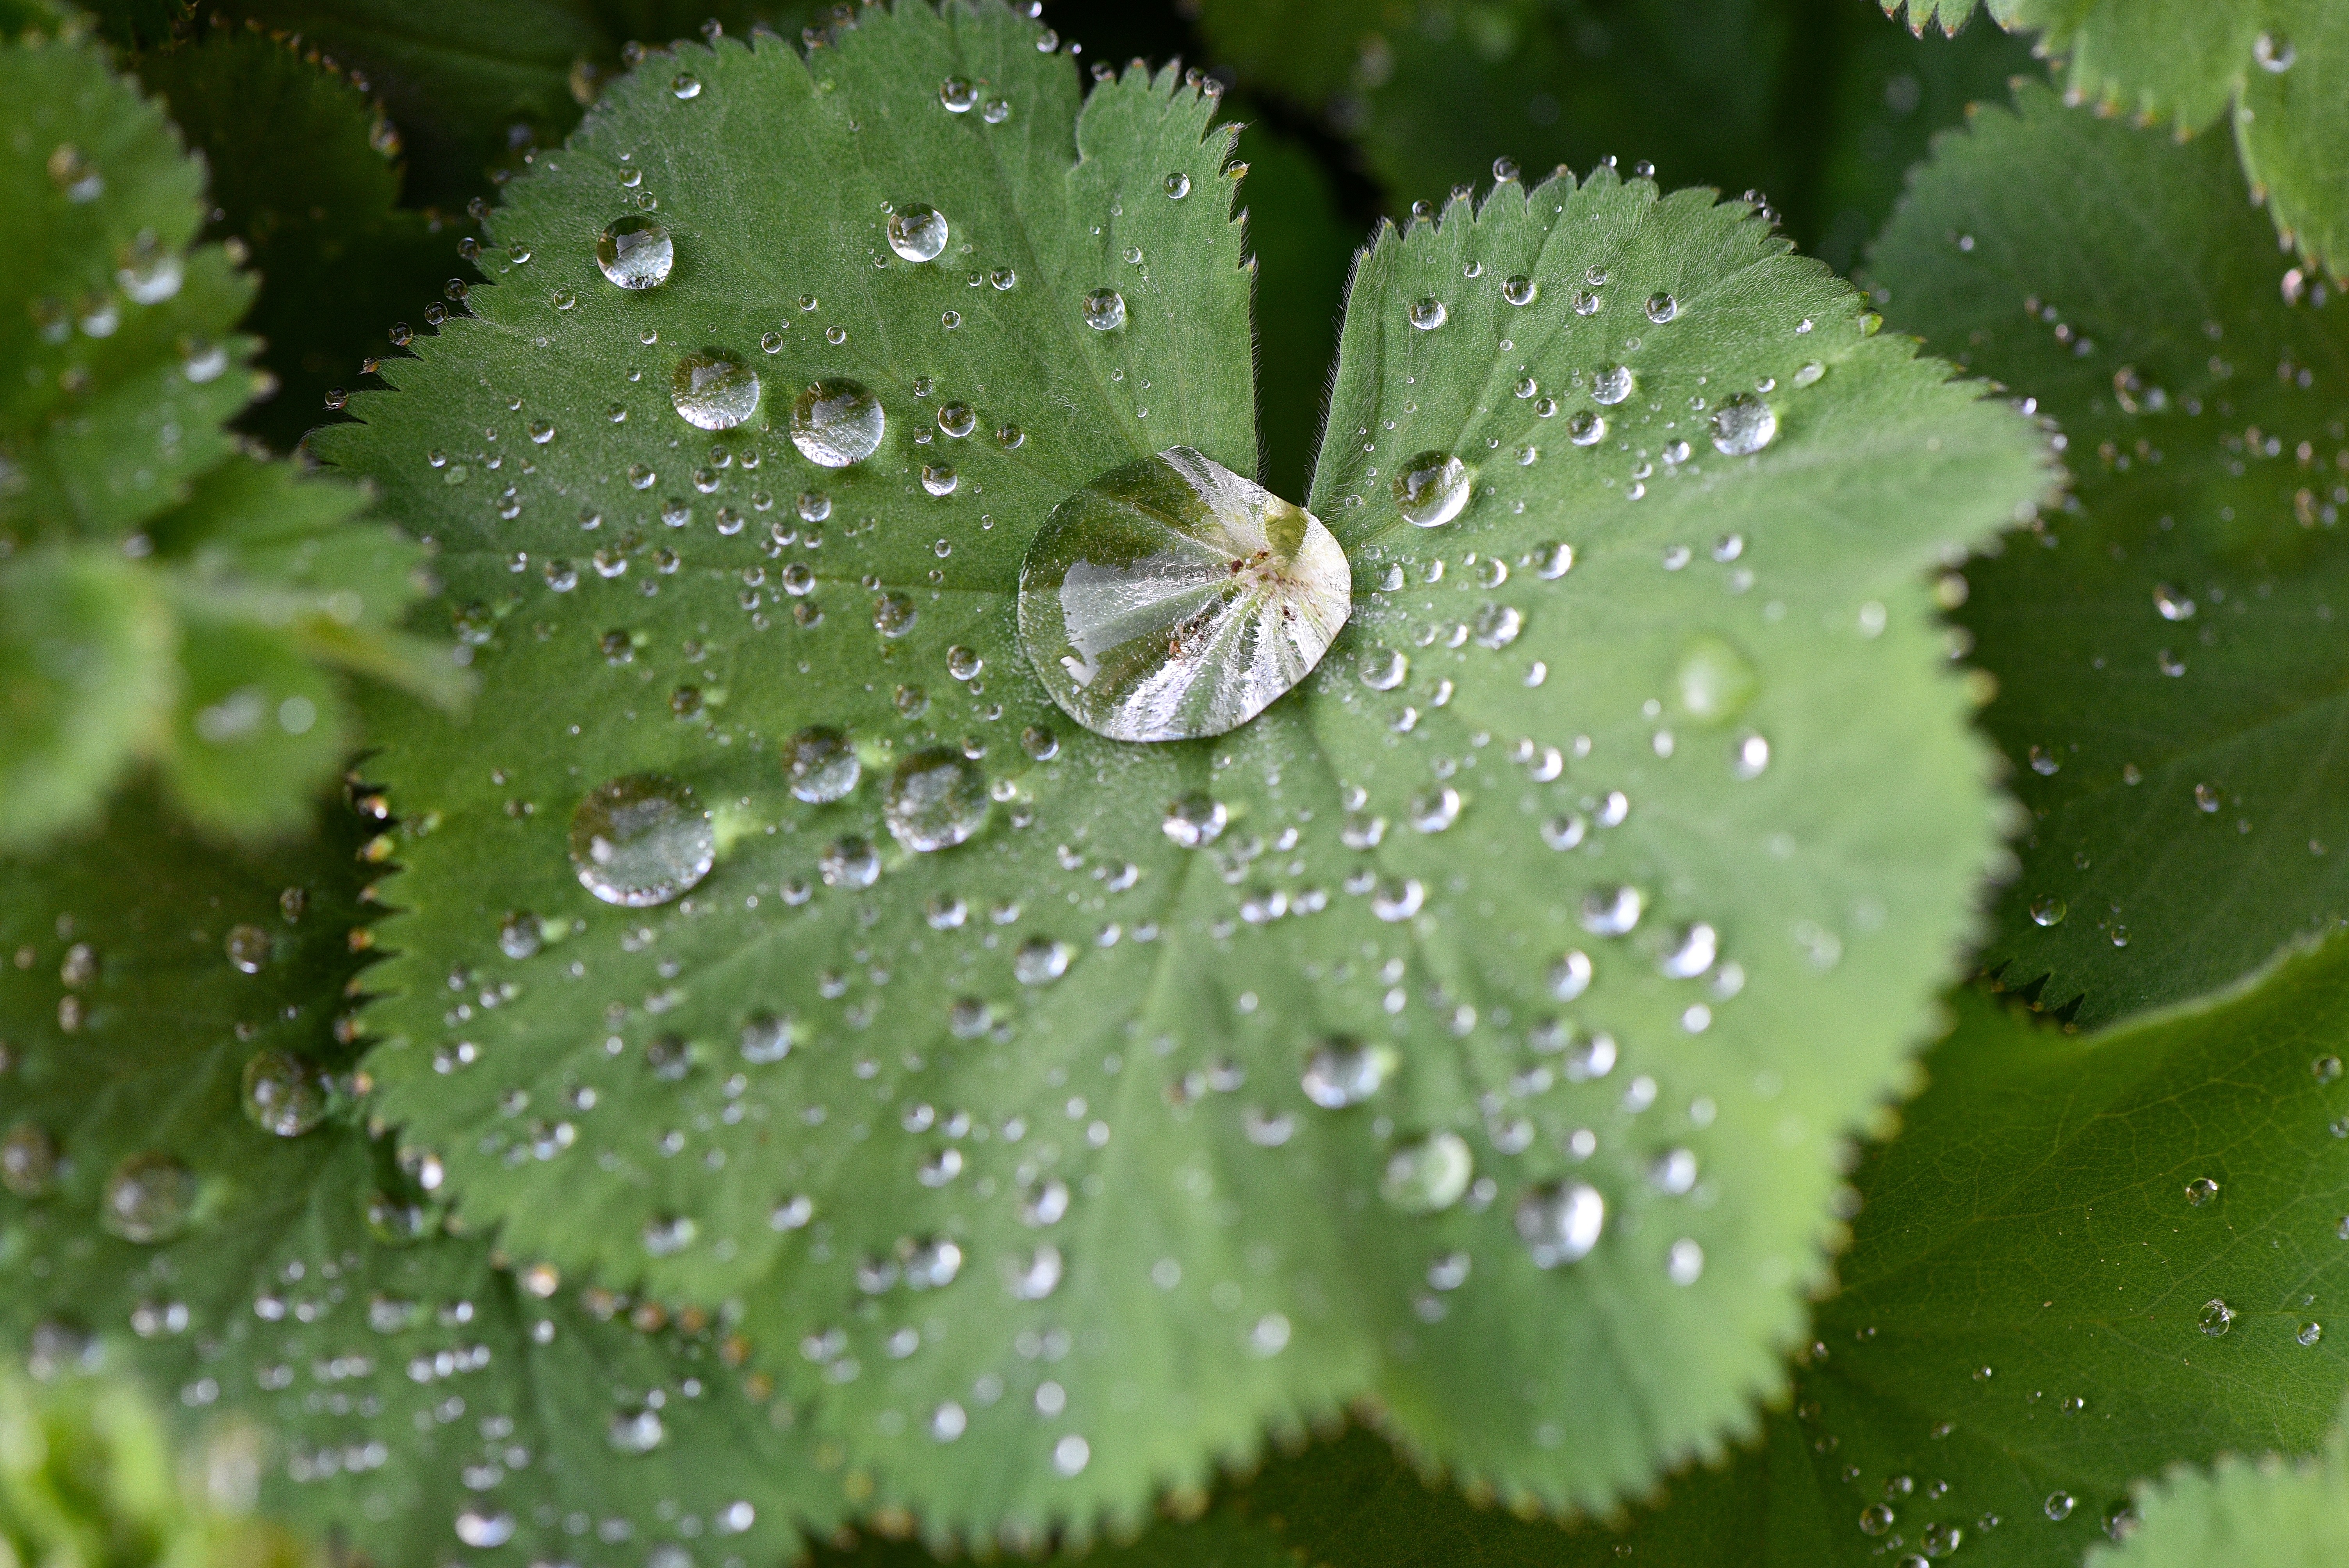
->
1873 81 2349 1024
314 2 2044 1540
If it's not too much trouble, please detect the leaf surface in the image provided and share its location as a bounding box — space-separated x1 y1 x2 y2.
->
0 793 841 1566
2087 1402 2349 1567
0 25 451 844
1872 82 2349 1023
314 0 2045 1539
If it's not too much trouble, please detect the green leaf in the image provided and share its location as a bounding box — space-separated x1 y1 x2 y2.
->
1198 0 2039 272
1888 0 2349 280
0 1363 317 1568
0 25 450 846
2088 1402 2349 1567
128 27 455 455
1868 81 2349 1024
312 2 2044 1540
0 792 843 1565
1204 947 2349 1565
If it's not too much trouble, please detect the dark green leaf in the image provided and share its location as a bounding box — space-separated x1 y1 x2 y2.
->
1871 81 2349 1024
0 792 843 1564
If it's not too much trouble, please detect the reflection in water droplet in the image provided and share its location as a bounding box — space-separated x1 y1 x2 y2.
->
1502 275 1536 306
241 1051 328 1137
1710 394 1778 455
2198 1299 2235 1335
225 923 271 973
1409 296 1447 330
2 1124 59 1197
1516 1181 1604 1267
1566 410 1606 446
596 215 673 289
1592 365 1634 405
609 1407 665 1454
1360 647 1409 690
791 379 886 467
1860 1504 1895 1536
568 774 714 907
1579 885 1644 936
2185 1177 2219 1206
671 350 760 430
1676 636 1758 723
1162 793 1227 847
1302 1039 1395 1107
1164 171 1191 199
2028 894 2067 928
1018 447 1349 743
887 203 950 262
1382 1131 1472 1212
102 1153 198 1243
1645 292 1678 324
1395 452 1471 527
785 727 861 803
1082 289 1126 330
939 75 979 112
640 1215 698 1256
2044 1491 2075 1522
1014 937 1073 985
886 750 989 851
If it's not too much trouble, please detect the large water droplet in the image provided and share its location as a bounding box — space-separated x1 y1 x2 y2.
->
1018 446 1350 743
1710 394 1777 456
886 750 989 851
224 923 271 973
1675 635 1758 723
1394 452 1471 527
1301 1039 1395 1108
785 727 861 802
1381 1131 1472 1212
1515 1181 1604 1267
568 774 715 907
1592 365 1634 405
102 1153 198 1244
790 379 886 467
596 215 673 289
672 350 759 430
1408 296 1447 330
241 1050 327 1137
887 203 950 262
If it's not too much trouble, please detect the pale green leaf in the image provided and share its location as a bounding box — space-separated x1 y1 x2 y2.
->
311 0 2044 1541
2089 1404 2349 1567
1870 81 2349 1023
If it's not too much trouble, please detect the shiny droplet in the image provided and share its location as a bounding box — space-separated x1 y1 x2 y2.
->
1408 296 1447 330
1501 274 1536 306
1082 288 1126 330
1381 1131 1472 1213
2028 894 2067 928
1710 394 1778 456
1301 1039 1395 1108
241 1050 328 1137
1515 1181 1605 1267
1 1124 58 1197
671 350 760 431
1162 793 1228 847
885 749 989 852
887 203 950 262
1675 635 1758 723
1164 171 1191 199
102 1153 198 1244
1394 452 1471 527
1592 364 1634 405
567 774 715 907
1017 447 1350 743
786 727 861 802
791 379 886 466
596 215 673 289
2197 1299 2234 1335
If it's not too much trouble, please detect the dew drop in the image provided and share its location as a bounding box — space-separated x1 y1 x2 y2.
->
887 203 950 262
241 1050 327 1137
567 774 714 907
2028 894 2067 928
1381 1131 1472 1212
596 215 673 289
1645 292 1678 323
1018 447 1349 743
790 379 886 467
939 75 979 112
102 1153 198 1244
1566 410 1606 446
224 922 271 973
1592 364 1635 405
2197 1299 2234 1335
1502 274 1536 306
1395 452 1472 527
1515 1181 1604 1267
1408 296 1447 330
1710 394 1778 456
1675 635 1757 722
609 1407 665 1454
1301 1039 1396 1108
1162 793 1228 847
885 749 989 852
2044 1492 2075 1522
1 1124 59 1197
671 349 760 431
1014 937 1073 986
2185 1176 2219 1206
1082 288 1127 330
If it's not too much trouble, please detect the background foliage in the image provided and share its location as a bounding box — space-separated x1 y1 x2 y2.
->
4 0 2348 1564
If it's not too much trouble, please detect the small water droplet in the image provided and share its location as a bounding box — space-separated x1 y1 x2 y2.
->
2197 1299 2234 1335
1162 793 1228 847
887 202 950 262
2044 1491 2075 1522
1381 1131 1472 1212
102 1153 198 1244
1515 1181 1604 1267
1409 296 1447 330
1860 1504 1895 1536
1502 274 1536 306
1395 452 1472 527
241 1050 327 1137
1675 636 1757 723
2028 894 2067 927
2255 30 2296 71
1566 410 1606 446
886 750 989 852
1082 288 1127 330
1710 395 1778 456
1302 1039 1397 1108
1014 937 1073 985
791 379 886 466
1645 292 1678 323
609 1406 665 1454
671 349 760 430
567 774 714 906
596 215 673 289
2185 1177 2220 1206
1 1124 59 1197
